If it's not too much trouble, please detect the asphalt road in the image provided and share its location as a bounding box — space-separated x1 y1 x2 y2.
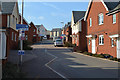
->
15 40 120 79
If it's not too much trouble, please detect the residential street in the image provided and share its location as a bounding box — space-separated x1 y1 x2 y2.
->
7 40 120 79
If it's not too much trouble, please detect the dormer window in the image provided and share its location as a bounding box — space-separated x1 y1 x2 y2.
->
98 13 104 25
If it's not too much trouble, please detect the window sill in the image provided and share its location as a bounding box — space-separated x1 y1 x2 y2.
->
2 57 7 60
99 23 104 26
99 44 104 46
113 22 116 24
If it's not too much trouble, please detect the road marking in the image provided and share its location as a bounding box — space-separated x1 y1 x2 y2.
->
45 49 69 80
68 65 120 69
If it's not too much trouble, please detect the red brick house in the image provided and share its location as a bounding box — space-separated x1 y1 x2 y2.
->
0 2 19 62
65 22 72 43
84 0 120 58
29 22 39 43
71 11 87 52
62 22 72 43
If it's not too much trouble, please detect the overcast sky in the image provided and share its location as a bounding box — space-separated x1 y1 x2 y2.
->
18 2 89 30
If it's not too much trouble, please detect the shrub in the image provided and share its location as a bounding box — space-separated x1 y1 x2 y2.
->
64 42 75 47
118 59 120 62
18 40 33 50
77 51 83 53
103 54 111 58
83 51 93 56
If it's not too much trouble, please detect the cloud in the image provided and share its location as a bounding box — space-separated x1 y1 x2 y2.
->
27 16 45 21
50 12 70 18
38 16 45 20
42 3 60 10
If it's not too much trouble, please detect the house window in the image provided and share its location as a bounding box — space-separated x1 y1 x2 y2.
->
98 13 104 25
56 31 57 36
15 34 16 41
99 35 104 45
89 39 91 45
113 14 116 24
111 38 114 47
77 35 79 41
12 32 14 40
26 35 28 40
90 18 92 27
13 16 15 24
34 29 35 32
16 18 17 24
7 15 10 27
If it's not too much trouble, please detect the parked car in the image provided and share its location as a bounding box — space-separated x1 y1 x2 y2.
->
53 37 61 41
43 36 47 39
54 39 63 47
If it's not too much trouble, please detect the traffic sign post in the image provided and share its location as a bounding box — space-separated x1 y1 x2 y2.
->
16 24 28 30
18 50 25 55
18 0 24 73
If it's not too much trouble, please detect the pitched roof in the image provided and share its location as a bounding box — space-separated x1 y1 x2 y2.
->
2 2 15 14
51 28 62 32
84 0 120 21
72 11 86 23
104 0 120 10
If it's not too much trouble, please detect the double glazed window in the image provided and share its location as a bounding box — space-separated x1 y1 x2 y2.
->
15 34 16 41
113 14 116 24
111 38 114 47
89 39 91 45
89 18 92 27
99 35 104 45
98 13 104 25
12 32 14 40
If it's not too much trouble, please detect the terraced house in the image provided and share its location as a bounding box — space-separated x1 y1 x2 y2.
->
29 22 39 43
0 2 19 62
71 11 87 52
85 0 120 58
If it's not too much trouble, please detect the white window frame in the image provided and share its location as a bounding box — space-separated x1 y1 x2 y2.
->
33 35 36 37
113 14 116 24
15 34 16 42
89 39 91 45
34 29 35 32
99 35 104 45
111 38 114 47
12 32 14 40
7 15 10 27
90 18 92 27
12 16 15 24
98 13 104 25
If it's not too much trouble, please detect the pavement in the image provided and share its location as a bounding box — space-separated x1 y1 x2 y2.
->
7 40 120 79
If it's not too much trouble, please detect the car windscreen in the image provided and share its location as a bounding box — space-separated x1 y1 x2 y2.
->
56 40 62 42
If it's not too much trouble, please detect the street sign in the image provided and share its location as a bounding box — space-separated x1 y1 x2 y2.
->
16 24 28 30
18 50 25 55
19 30 25 40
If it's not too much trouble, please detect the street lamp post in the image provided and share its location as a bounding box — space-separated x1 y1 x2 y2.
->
61 22 65 43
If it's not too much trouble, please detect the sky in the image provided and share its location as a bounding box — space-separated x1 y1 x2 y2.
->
18 2 89 31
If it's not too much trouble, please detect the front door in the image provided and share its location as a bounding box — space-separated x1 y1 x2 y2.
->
92 38 96 54
117 37 120 58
